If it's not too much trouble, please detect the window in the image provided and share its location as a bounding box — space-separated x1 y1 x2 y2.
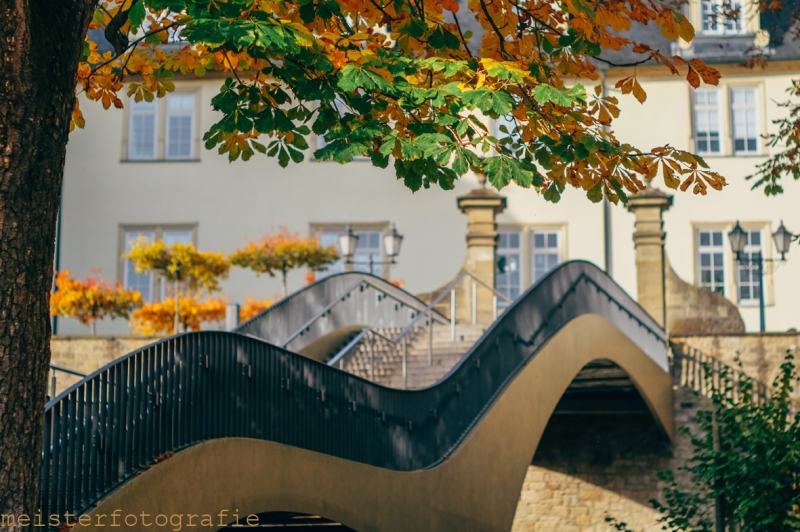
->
127 93 197 161
698 230 726 294
166 94 195 159
353 231 383 277
317 231 346 278
693 90 721 154
532 231 561 283
123 230 155 302
496 231 522 306
120 224 197 302
731 88 759 154
737 229 762 304
314 226 387 278
701 0 744 34
128 99 157 160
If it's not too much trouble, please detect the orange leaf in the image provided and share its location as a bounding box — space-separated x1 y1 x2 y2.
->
443 0 460 12
686 67 700 88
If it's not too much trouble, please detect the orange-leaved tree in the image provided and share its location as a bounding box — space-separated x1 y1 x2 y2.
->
230 229 339 297
50 270 143 335
126 238 230 332
239 295 273 322
3 0 732 516
130 295 227 335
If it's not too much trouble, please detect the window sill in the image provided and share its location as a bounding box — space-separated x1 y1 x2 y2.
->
120 158 201 163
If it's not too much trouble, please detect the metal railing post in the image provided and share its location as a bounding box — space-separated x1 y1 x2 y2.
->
402 336 407 389
450 289 456 341
428 317 433 366
492 295 498 321
50 373 56 398
369 334 375 381
471 282 477 325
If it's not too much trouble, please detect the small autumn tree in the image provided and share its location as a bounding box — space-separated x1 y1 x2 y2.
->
231 229 339 297
239 295 273 322
126 238 230 332
130 294 227 335
50 270 143 335
607 353 800 532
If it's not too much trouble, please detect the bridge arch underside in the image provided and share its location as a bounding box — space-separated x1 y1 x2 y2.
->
74 314 673 532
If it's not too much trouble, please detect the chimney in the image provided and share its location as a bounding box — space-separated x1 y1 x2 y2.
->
626 187 673 328
456 174 507 324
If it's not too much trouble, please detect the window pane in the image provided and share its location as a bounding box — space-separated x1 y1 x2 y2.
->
124 230 154 301
166 94 195 159
698 230 725 295
129 100 156 160
531 232 560 284
496 231 522 306
316 231 344 279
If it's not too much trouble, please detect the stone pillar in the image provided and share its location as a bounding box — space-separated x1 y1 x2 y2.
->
456 174 507 325
626 187 673 328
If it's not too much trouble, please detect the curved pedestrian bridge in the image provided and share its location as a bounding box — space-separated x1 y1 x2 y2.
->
41 262 673 531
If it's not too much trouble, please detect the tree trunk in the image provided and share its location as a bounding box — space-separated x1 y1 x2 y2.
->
0 0 94 525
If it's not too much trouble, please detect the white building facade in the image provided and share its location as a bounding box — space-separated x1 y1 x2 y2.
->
57 5 800 335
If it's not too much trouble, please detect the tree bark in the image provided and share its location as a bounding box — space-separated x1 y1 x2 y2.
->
0 0 94 524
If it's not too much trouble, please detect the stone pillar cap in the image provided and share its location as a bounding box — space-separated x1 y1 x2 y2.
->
626 186 674 211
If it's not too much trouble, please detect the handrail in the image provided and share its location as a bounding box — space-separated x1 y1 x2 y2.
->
40 261 668 522
279 275 448 348
327 327 398 369
392 270 512 344
49 364 87 377
669 341 769 404
280 277 365 347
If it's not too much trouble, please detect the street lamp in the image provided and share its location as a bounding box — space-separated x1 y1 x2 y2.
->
728 220 794 333
338 224 404 276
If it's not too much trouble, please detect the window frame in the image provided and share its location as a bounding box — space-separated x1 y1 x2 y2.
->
123 91 200 162
531 229 562 284
735 227 765 306
309 222 392 279
496 230 523 307
700 0 745 35
729 86 761 156
127 98 158 161
692 88 723 156
118 224 198 302
164 93 197 160
695 227 728 296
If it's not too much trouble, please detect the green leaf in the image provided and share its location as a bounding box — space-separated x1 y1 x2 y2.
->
533 85 577 107
543 183 562 202
92 8 105 27
128 0 147 31
587 181 603 203
399 19 427 39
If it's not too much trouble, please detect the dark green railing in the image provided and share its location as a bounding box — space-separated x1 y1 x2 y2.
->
40 261 667 523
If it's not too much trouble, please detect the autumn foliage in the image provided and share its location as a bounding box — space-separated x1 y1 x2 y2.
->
78 0 727 204
230 229 339 296
239 295 273 322
130 295 227 335
125 238 230 293
50 270 142 335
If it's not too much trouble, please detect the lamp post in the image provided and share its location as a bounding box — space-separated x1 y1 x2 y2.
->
338 224 404 276
728 221 793 333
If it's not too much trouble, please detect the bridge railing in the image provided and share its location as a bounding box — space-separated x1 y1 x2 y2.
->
40 261 668 525
327 271 513 387
669 341 769 405
235 272 449 352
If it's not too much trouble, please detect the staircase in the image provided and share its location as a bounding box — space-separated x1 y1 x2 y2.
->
338 324 487 389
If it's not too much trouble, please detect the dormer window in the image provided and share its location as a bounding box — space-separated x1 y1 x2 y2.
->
701 0 744 35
